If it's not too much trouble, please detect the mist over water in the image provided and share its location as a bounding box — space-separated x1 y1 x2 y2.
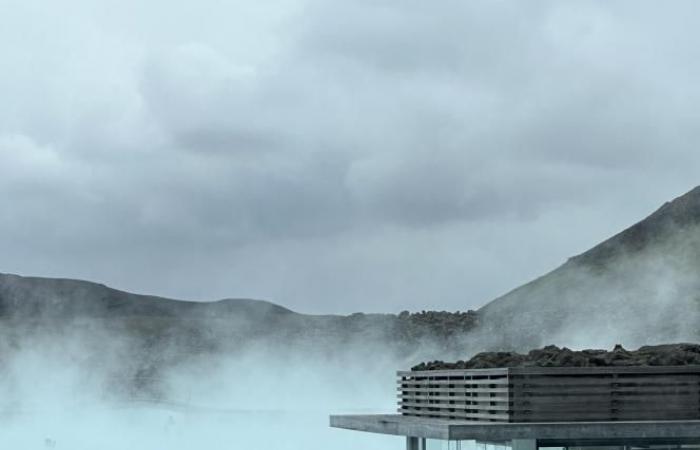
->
0 325 433 450
0 326 656 449
0 272 487 449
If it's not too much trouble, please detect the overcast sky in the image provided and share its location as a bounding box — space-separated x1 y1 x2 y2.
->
2 0 700 314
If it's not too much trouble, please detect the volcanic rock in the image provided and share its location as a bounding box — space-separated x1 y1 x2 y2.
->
411 343 700 370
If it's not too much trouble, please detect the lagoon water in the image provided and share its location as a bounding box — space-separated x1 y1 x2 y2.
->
0 407 401 450
0 350 406 449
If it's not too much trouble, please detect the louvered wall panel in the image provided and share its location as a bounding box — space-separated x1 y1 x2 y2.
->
398 366 700 422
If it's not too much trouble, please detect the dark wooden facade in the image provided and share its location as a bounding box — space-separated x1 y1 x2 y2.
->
397 366 700 422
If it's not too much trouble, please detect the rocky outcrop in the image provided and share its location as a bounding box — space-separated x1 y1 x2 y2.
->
412 343 700 370
394 310 478 342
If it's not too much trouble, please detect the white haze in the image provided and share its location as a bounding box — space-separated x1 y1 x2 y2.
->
0 338 402 449
2 207 700 449
3 294 697 450
0 319 480 450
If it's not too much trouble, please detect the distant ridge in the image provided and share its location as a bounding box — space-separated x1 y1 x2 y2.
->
0 271 479 362
0 272 295 319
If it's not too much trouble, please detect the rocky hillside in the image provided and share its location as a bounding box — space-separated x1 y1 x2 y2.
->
477 186 700 350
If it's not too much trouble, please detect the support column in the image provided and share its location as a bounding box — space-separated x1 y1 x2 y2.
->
407 436 420 450
511 439 537 450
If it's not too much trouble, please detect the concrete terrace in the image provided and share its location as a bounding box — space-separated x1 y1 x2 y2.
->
330 414 700 447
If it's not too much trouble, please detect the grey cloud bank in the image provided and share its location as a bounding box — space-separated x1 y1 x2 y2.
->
1 0 699 313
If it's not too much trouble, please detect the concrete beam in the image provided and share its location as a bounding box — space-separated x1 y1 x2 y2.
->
330 414 700 444
330 414 450 440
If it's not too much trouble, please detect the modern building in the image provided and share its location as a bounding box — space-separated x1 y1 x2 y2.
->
330 365 700 450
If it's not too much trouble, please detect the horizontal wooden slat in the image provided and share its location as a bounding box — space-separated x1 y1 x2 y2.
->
513 404 700 414
514 379 699 386
514 382 614 389
400 375 509 381
399 408 510 421
398 403 509 410
512 408 700 416
399 392 509 399
398 386 510 394
515 393 698 402
402 373 509 377
512 394 612 402
397 394 510 405
512 393 698 400
512 411 700 422
513 400 611 408
399 401 511 411
399 379 509 386
511 385 700 395
510 397 700 410
613 410 700 416
399 368 509 377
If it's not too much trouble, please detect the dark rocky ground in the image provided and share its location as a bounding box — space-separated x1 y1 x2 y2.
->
412 343 700 370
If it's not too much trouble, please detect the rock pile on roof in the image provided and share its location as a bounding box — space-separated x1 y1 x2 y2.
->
411 343 700 371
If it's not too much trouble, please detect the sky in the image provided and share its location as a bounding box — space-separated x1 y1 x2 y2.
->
1 0 700 314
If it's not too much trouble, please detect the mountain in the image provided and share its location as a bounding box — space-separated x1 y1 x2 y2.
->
477 186 700 350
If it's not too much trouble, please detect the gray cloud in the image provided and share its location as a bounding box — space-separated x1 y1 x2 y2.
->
1 0 699 313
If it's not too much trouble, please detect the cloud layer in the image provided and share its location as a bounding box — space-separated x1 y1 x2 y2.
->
1 0 699 312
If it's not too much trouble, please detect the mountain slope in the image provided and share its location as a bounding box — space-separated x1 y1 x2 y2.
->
477 186 700 350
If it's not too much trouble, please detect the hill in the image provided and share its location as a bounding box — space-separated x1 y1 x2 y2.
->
477 186 700 350
0 272 478 358
0 272 294 320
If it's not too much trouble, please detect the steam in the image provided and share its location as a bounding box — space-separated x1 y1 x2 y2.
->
0 321 426 450
3 223 700 448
